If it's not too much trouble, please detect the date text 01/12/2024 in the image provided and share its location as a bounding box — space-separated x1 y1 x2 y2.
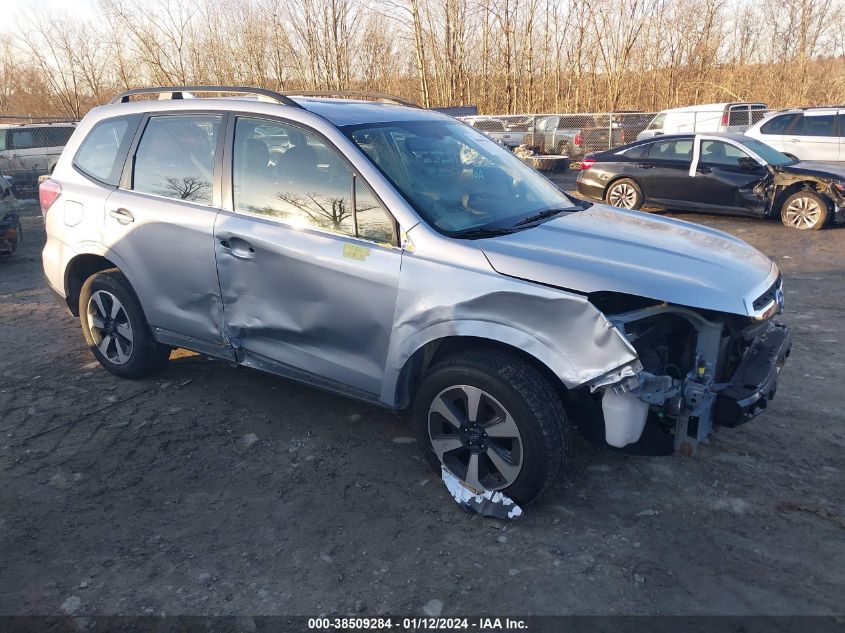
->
307 617 529 631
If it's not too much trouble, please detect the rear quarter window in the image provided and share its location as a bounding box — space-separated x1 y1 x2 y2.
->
760 114 796 135
74 115 141 186
620 144 649 159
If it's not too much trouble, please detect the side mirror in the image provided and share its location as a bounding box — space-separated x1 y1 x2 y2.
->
738 156 761 170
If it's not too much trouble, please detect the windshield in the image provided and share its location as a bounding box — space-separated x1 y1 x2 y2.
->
342 119 575 236
738 137 794 165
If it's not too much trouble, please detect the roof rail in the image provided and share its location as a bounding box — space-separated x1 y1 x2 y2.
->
288 90 420 108
109 86 304 109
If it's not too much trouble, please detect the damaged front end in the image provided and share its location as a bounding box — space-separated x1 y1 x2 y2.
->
586 279 791 455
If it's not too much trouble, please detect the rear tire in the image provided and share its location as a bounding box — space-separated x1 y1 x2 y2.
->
412 349 569 505
605 178 643 210
79 269 171 378
780 190 829 230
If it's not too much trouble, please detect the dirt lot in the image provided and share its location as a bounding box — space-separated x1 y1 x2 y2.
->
1 182 844 618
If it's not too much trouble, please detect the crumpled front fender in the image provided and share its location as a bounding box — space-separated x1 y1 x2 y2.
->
381 247 640 406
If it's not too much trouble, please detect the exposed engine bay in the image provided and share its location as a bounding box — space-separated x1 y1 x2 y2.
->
579 285 792 455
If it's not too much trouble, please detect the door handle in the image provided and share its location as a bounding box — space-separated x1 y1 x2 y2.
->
219 236 255 259
697 166 712 174
790 138 801 143
637 163 655 169
109 208 134 224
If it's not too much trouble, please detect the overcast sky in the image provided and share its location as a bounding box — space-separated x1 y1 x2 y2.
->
3 0 97 32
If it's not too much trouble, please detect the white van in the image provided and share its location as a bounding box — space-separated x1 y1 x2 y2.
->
637 103 768 140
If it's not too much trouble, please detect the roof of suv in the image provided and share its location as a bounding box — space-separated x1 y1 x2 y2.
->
90 89 450 128
292 97 446 126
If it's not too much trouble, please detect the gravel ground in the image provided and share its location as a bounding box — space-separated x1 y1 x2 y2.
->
1 184 843 618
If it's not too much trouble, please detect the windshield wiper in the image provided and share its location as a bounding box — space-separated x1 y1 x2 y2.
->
512 208 575 226
451 226 517 239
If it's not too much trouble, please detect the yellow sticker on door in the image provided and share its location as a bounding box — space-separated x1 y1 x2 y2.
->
343 243 370 261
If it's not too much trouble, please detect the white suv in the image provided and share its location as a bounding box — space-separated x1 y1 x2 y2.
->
745 108 843 163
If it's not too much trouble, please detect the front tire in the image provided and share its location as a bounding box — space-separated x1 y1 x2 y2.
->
605 178 643 210
781 190 829 230
412 350 569 505
79 269 171 378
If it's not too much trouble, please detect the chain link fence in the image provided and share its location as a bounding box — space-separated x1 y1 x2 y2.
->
460 107 772 160
0 116 79 198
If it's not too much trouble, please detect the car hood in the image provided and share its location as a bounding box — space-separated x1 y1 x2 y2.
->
774 161 845 181
476 204 775 316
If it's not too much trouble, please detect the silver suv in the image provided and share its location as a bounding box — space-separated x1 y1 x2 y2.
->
41 86 791 504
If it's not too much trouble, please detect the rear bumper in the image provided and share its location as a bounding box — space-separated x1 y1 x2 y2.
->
713 322 792 427
575 179 604 201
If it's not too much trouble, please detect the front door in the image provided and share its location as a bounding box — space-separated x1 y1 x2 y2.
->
102 113 228 353
214 116 402 398
693 139 768 216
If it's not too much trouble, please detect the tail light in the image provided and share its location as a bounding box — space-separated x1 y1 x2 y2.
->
580 157 596 169
39 179 61 215
721 112 729 126
574 132 583 146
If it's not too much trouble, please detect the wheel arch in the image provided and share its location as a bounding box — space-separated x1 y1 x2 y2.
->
64 253 120 316
391 335 570 411
773 180 832 214
603 174 644 202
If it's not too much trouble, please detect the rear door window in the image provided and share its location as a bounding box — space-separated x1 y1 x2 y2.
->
74 115 140 186
790 113 836 137
647 139 693 162
132 114 222 204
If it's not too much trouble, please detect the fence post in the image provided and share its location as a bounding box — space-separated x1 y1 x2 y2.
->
608 112 613 149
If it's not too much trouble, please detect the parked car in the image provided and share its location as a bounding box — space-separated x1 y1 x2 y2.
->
637 103 768 140
525 114 616 158
0 122 77 197
576 133 845 230
0 174 22 258
42 86 790 504
463 117 525 148
745 107 844 163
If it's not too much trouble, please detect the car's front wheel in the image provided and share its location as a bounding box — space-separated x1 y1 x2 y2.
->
412 350 569 505
79 269 171 378
781 190 829 230
606 178 643 210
